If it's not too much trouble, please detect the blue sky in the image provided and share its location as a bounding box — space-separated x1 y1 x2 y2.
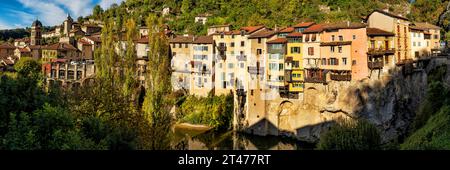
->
0 0 124 30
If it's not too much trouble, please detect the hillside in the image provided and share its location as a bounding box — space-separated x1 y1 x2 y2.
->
91 0 414 35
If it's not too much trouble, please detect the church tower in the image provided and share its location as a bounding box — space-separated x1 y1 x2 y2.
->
63 13 73 37
31 19 42 46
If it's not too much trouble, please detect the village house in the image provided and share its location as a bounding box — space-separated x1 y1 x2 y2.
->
366 28 396 75
366 9 411 64
190 36 215 97
170 35 194 92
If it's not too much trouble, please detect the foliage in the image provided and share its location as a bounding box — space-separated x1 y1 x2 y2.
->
0 28 29 41
317 119 381 150
179 94 234 130
140 14 174 150
401 106 450 150
412 65 448 131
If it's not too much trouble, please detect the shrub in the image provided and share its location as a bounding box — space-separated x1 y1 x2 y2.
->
317 119 381 150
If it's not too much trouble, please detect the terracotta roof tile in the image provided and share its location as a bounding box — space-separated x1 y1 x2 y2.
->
267 38 287 44
170 35 194 43
293 22 315 28
412 22 441 30
303 24 328 33
45 43 78 51
240 25 265 34
193 36 214 44
0 43 16 49
366 28 395 36
248 30 276 39
278 27 294 33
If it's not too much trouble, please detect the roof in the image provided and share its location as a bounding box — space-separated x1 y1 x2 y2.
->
193 36 214 44
366 28 395 36
303 24 328 33
248 30 276 39
169 35 194 43
1 58 14 65
18 47 31 52
0 43 16 49
32 19 42 27
293 22 315 28
29 45 43 50
267 38 287 44
286 32 303 37
15 38 30 42
320 41 352 46
278 27 294 33
371 9 409 21
135 37 149 44
412 22 441 30
211 30 241 35
45 43 78 51
78 39 92 45
85 35 101 43
240 25 265 34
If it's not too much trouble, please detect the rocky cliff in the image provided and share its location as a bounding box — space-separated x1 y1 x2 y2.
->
243 56 450 143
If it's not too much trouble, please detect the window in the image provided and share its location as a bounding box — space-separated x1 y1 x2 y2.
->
231 42 235 47
232 34 235 39
434 34 439 39
352 60 356 65
330 46 335 52
278 76 284 81
308 47 314 55
240 63 244 68
219 63 222 68
272 44 282 49
221 72 225 81
269 63 278 70
312 34 317 41
179 43 182 48
413 42 416 46
427 41 429 47
339 35 343 41
338 46 342 53
291 47 301 54
343 58 347 65
305 34 310 42
279 63 284 70
257 49 262 55
330 58 339 65
353 35 356 40
172 44 176 48
418 42 421 47
331 35 335 41
185 44 188 48
292 61 299 68
204 78 207 83
228 63 234 69
322 58 326 65
241 41 245 47
220 33 224 39
258 38 262 44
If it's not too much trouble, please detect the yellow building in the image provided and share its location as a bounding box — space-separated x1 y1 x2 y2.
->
41 42 79 63
286 32 304 93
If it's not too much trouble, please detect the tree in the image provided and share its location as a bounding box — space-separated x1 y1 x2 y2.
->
93 5 104 19
140 14 173 150
181 0 192 14
122 19 138 98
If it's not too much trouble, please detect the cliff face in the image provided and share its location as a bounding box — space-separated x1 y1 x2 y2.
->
242 57 450 143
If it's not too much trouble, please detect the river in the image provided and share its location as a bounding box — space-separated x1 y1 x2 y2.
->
173 126 316 150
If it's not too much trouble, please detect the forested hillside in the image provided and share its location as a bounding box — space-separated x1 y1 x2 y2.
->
87 0 450 37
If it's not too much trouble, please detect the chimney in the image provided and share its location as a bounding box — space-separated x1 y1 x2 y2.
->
274 24 278 31
383 8 389 13
347 21 350 27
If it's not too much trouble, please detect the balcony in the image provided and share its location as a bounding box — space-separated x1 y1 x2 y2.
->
237 55 247 61
367 48 395 56
330 74 351 81
368 61 384 69
304 76 326 84
217 45 227 52
248 66 264 75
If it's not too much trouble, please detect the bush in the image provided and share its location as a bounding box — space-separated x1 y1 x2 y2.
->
317 119 381 150
179 94 233 130
401 106 450 150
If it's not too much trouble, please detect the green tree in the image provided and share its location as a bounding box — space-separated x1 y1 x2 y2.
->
140 14 173 150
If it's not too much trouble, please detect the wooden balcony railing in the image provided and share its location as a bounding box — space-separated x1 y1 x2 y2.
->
368 61 384 69
304 76 326 83
368 48 395 55
330 74 351 81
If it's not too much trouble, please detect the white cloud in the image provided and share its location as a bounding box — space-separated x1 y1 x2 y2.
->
18 0 67 26
51 0 95 17
99 0 124 9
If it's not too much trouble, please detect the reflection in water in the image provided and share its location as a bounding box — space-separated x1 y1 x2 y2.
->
173 128 316 150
